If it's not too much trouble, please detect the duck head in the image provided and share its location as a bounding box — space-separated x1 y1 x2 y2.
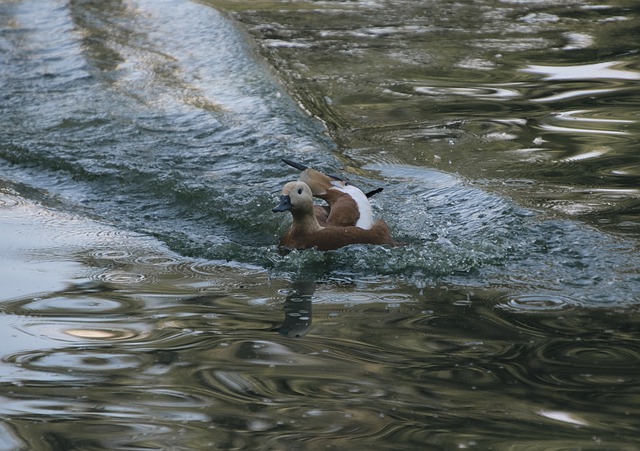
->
272 181 315 216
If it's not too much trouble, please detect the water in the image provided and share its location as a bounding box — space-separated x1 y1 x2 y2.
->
224 0 640 236
1 0 640 448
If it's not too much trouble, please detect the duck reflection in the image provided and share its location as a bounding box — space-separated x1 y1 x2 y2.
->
277 279 316 338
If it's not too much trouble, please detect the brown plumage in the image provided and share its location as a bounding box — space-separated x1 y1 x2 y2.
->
282 159 382 229
272 181 397 251
299 168 365 228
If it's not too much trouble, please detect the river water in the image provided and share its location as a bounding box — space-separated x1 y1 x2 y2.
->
1 0 639 449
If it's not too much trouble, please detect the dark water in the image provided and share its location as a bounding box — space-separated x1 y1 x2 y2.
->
222 0 640 237
1 0 640 448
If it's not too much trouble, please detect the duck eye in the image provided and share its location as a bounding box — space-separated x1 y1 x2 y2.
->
297 188 303 195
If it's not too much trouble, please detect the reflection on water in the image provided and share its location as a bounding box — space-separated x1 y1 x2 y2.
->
6 187 640 448
3 262 640 448
522 61 640 81
2 0 640 448
277 279 314 338
218 0 640 236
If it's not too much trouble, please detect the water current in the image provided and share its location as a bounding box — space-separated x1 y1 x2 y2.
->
1 0 640 449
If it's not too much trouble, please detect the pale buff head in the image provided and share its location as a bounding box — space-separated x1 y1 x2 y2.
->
272 181 315 214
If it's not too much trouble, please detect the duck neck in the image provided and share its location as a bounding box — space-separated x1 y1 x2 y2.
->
291 209 323 233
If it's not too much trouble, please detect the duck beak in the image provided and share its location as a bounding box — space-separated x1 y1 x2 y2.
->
272 195 292 213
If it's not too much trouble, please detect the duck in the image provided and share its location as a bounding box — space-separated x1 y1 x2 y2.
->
281 158 383 229
272 180 397 251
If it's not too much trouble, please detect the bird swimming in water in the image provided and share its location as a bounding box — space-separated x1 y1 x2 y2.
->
272 161 397 250
281 158 383 228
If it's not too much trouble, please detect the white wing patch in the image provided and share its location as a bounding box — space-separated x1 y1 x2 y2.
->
332 185 374 229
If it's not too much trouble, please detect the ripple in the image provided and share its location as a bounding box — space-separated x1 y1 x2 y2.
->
560 146 609 163
414 84 522 100
0 191 28 208
7 349 151 374
515 337 640 390
94 270 148 284
364 164 461 188
90 249 135 261
1 295 141 317
289 377 388 400
314 290 413 306
205 339 324 367
554 109 634 125
538 118 629 135
10 297 132 314
14 320 151 343
471 37 553 52
74 423 187 450
134 254 183 267
195 366 392 439
185 261 227 277
198 370 275 404
408 363 505 388
495 293 577 313
536 339 640 371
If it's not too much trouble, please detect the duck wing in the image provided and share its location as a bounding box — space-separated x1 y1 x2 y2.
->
282 159 378 229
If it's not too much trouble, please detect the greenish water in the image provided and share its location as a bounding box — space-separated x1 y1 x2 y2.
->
1 0 640 449
216 0 640 237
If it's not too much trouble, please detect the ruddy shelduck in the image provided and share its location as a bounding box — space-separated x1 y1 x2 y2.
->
281 158 383 229
272 180 397 251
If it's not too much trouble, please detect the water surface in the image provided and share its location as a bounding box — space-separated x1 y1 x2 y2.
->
1 0 640 448
215 0 640 236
